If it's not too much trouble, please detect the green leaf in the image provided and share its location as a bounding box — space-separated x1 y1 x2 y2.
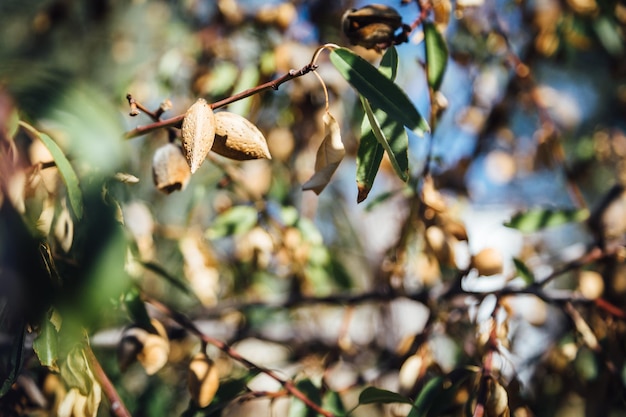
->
593 16 624 57
288 379 322 417
141 261 195 296
33 309 59 372
355 47 403 203
379 46 398 80
504 208 589 232
361 97 409 182
408 369 474 417
323 390 347 416
123 288 156 332
358 387 412 405
330 47 429 135
19 121 83 219
0 323 25 397
356 132 384 203
513 257 535 285
206 205 258 239
424 22 448 91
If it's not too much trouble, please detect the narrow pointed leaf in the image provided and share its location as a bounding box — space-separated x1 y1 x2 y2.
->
356 132 384 203
288 379 321 417
358 387 412 405
407 369 474 417
361 97 409 182
33 310 59 371
19 121 83 219
513 257 535 285
504 208 589 232
424 22 448 91
0 323 25 397
303 112 345 194
330 47 429 135
379 46 398 80
356 47 405 202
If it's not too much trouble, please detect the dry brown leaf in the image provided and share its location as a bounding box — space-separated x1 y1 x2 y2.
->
302 112 345 194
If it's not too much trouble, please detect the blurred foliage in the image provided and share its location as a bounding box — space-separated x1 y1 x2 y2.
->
1 0 626 416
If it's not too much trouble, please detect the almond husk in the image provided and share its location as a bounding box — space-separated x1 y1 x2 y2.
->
181 98 216 173
152 143 191 193
188 352 220 408
212 111 271 160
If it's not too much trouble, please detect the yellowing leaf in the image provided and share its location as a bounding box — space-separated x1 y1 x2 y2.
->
302 112 345 194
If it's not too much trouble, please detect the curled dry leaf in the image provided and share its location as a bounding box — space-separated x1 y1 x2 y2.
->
302 112 345 194
213 111 271 160
181 98 216 173
188 351 220 408
152 143 191 193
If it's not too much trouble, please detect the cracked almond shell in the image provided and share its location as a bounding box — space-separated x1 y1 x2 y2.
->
181 98 216 173
212 111 271 160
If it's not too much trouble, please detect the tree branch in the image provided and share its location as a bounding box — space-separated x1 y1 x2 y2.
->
143 295 337 417
85 345 132 417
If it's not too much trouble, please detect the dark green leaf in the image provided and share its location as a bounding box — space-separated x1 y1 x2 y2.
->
379 46 398 80
141 261 195 296
0 323 25 397
206 205 258 239
330 47 429 135
408 369 474 417
424 22 448 91
33 310 59 371
123 288 155 331
358 387 412 405
323 390 347 416
361 97 409 182
356 134 384 203
19 121 84 219
288 379 322 417
504 208 589 232
513 258 535 285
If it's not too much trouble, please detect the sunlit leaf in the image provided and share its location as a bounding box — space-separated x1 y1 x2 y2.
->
358 386 412 405
361 97 409 181
330 47 429 135
356 47 402 203
504 208 589 232
593 16 624 57
323 390 347 416
356 132 384 203
513 257 535 285
424 22 448 91
33 309 59 372
288 379 322 417
141 261 195 296
19 121 83 219
206 205 258 239
302 112 345 194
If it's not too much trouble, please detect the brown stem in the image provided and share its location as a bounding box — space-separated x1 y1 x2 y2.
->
143 296 336 417
124 63 318 140
85 345 132 417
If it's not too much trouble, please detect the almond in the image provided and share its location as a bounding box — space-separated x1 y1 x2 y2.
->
181 98 216 173
152 143 191 193
212 111 271 160
188 351 220 408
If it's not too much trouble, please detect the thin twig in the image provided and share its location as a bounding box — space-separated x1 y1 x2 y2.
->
85 345 132 417
124 62 319 139
143 295 337 417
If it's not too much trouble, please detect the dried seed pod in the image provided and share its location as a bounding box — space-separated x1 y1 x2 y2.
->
188 352 220 408
578 270 604 300
485 378 509 417
118 319 170 375
181 98 216 173
152 143 191 193
342 4 406 50
471 248 503 276
212 112 271 160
